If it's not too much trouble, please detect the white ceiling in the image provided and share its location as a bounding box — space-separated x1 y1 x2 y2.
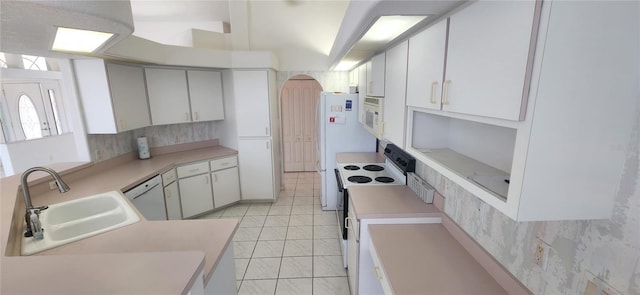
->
0 0 464 71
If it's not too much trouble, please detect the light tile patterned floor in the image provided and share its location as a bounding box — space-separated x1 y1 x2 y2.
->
199 172 351 295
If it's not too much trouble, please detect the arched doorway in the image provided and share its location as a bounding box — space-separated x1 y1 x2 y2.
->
280 75 323 172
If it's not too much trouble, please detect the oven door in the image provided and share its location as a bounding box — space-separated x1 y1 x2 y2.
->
334 169 348 240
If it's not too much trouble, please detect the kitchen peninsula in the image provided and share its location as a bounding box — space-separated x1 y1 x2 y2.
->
1 140 239 294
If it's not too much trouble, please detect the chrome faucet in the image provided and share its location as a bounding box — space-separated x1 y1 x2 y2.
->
21 167 70 239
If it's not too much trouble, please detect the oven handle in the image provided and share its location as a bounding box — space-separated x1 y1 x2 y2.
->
334 169 344 192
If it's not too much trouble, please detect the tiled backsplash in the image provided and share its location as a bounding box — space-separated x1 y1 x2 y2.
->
414 107 640 295
88 121 220 162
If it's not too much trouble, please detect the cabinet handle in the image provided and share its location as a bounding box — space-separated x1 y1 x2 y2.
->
345 217 350 229
266 141 270 149
205 175 209 184
189 168 200 173
374 266 383 280
430 81 439 104
442 80 452 105
213 174 218 182
165 188 170 198
265 127 269 135
194 112 199 121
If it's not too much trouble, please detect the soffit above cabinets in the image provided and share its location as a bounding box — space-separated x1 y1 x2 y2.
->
0 1 134 58
329 0 467 70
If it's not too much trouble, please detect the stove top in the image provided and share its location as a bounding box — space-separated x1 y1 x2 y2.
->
336 144 416 189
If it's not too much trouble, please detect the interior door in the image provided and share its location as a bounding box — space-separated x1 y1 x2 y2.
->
2 82 55 141
281 78 322 172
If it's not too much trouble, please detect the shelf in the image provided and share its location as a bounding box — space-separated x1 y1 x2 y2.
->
415 148 509 200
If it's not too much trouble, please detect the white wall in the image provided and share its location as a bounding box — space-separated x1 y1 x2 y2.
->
0 133 80 176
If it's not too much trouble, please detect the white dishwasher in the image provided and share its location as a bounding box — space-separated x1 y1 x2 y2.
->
124 175 167 221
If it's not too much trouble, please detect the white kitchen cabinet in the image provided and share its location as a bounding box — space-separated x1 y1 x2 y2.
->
210 156 241 208
162 168 182 220
406 20 447 110
407 1 639 221
203 244 237 295
74 60 150 133
382 41 408 147
145 68 191 125
357 64 368 125
164 181 182 220
443 0 539 121
347 198 441 295
232 69 282 201
365 53 385 97
178 161 214 218
237 139 276 200
187 70 225 122
233 71 271 137
347 214 359 295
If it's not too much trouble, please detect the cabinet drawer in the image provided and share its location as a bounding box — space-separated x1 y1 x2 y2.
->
177 161 210 178
210 156 238 171
162 168 177 185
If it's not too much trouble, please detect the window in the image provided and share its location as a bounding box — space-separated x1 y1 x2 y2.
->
21 55 48 71
18 94 43 140
47 89 63 135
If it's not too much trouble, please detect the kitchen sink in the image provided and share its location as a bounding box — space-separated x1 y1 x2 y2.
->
21 191 140 255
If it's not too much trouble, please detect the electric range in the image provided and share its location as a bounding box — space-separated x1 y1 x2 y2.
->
334 144 416 267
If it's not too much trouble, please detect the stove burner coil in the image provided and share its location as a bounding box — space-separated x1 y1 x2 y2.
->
348 176 372 183
343 165 360 171
363 165 384 172
375 176 395 183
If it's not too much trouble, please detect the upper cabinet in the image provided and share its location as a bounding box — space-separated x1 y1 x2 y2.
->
406 20 447 110
146 68 225 125
443 0 538 121
74 60 151 134
145 68 191 125
382 41 409 147
233 70 272 137
357 64 368 125
406 1 639 221
366 53 385 97
187 70 225 122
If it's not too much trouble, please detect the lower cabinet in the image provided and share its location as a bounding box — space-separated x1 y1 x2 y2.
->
212 167 241 208
347 201 442 295
164 181 182 220
175 156 241 219
204 244 237 295
179 174 214 218
238 139 276 200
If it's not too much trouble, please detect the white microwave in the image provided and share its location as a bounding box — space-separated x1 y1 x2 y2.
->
362 96 383 138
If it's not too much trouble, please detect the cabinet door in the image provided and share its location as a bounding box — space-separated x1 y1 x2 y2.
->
178 174 214 218
233 71 271 137
106 63 151 132
444 0 537 121
406 20 448 110
366 53 386 97
383 41 409 147
238 139 275 200
347 216 358 295
164 181 182 220
187 70 224 122
145 68 191 125
357 64 367 125
212 167 241 208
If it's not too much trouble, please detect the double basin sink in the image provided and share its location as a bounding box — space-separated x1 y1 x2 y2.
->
21 191 140 255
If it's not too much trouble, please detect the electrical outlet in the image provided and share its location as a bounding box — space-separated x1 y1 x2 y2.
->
48 181 57 190
534 239 550 270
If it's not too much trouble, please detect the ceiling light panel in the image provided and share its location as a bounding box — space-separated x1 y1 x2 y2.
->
361 15 427 43
52 27 114 53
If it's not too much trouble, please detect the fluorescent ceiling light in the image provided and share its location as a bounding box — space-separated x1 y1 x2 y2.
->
334 61 358 71
52 27 114 53
361 15 427 43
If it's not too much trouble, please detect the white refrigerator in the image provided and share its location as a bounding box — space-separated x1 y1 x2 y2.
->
316 92 377 210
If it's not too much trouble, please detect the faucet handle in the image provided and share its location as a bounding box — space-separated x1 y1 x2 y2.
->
33 205 48 212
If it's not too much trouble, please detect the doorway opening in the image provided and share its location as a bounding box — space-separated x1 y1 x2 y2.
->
280 75 323 172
